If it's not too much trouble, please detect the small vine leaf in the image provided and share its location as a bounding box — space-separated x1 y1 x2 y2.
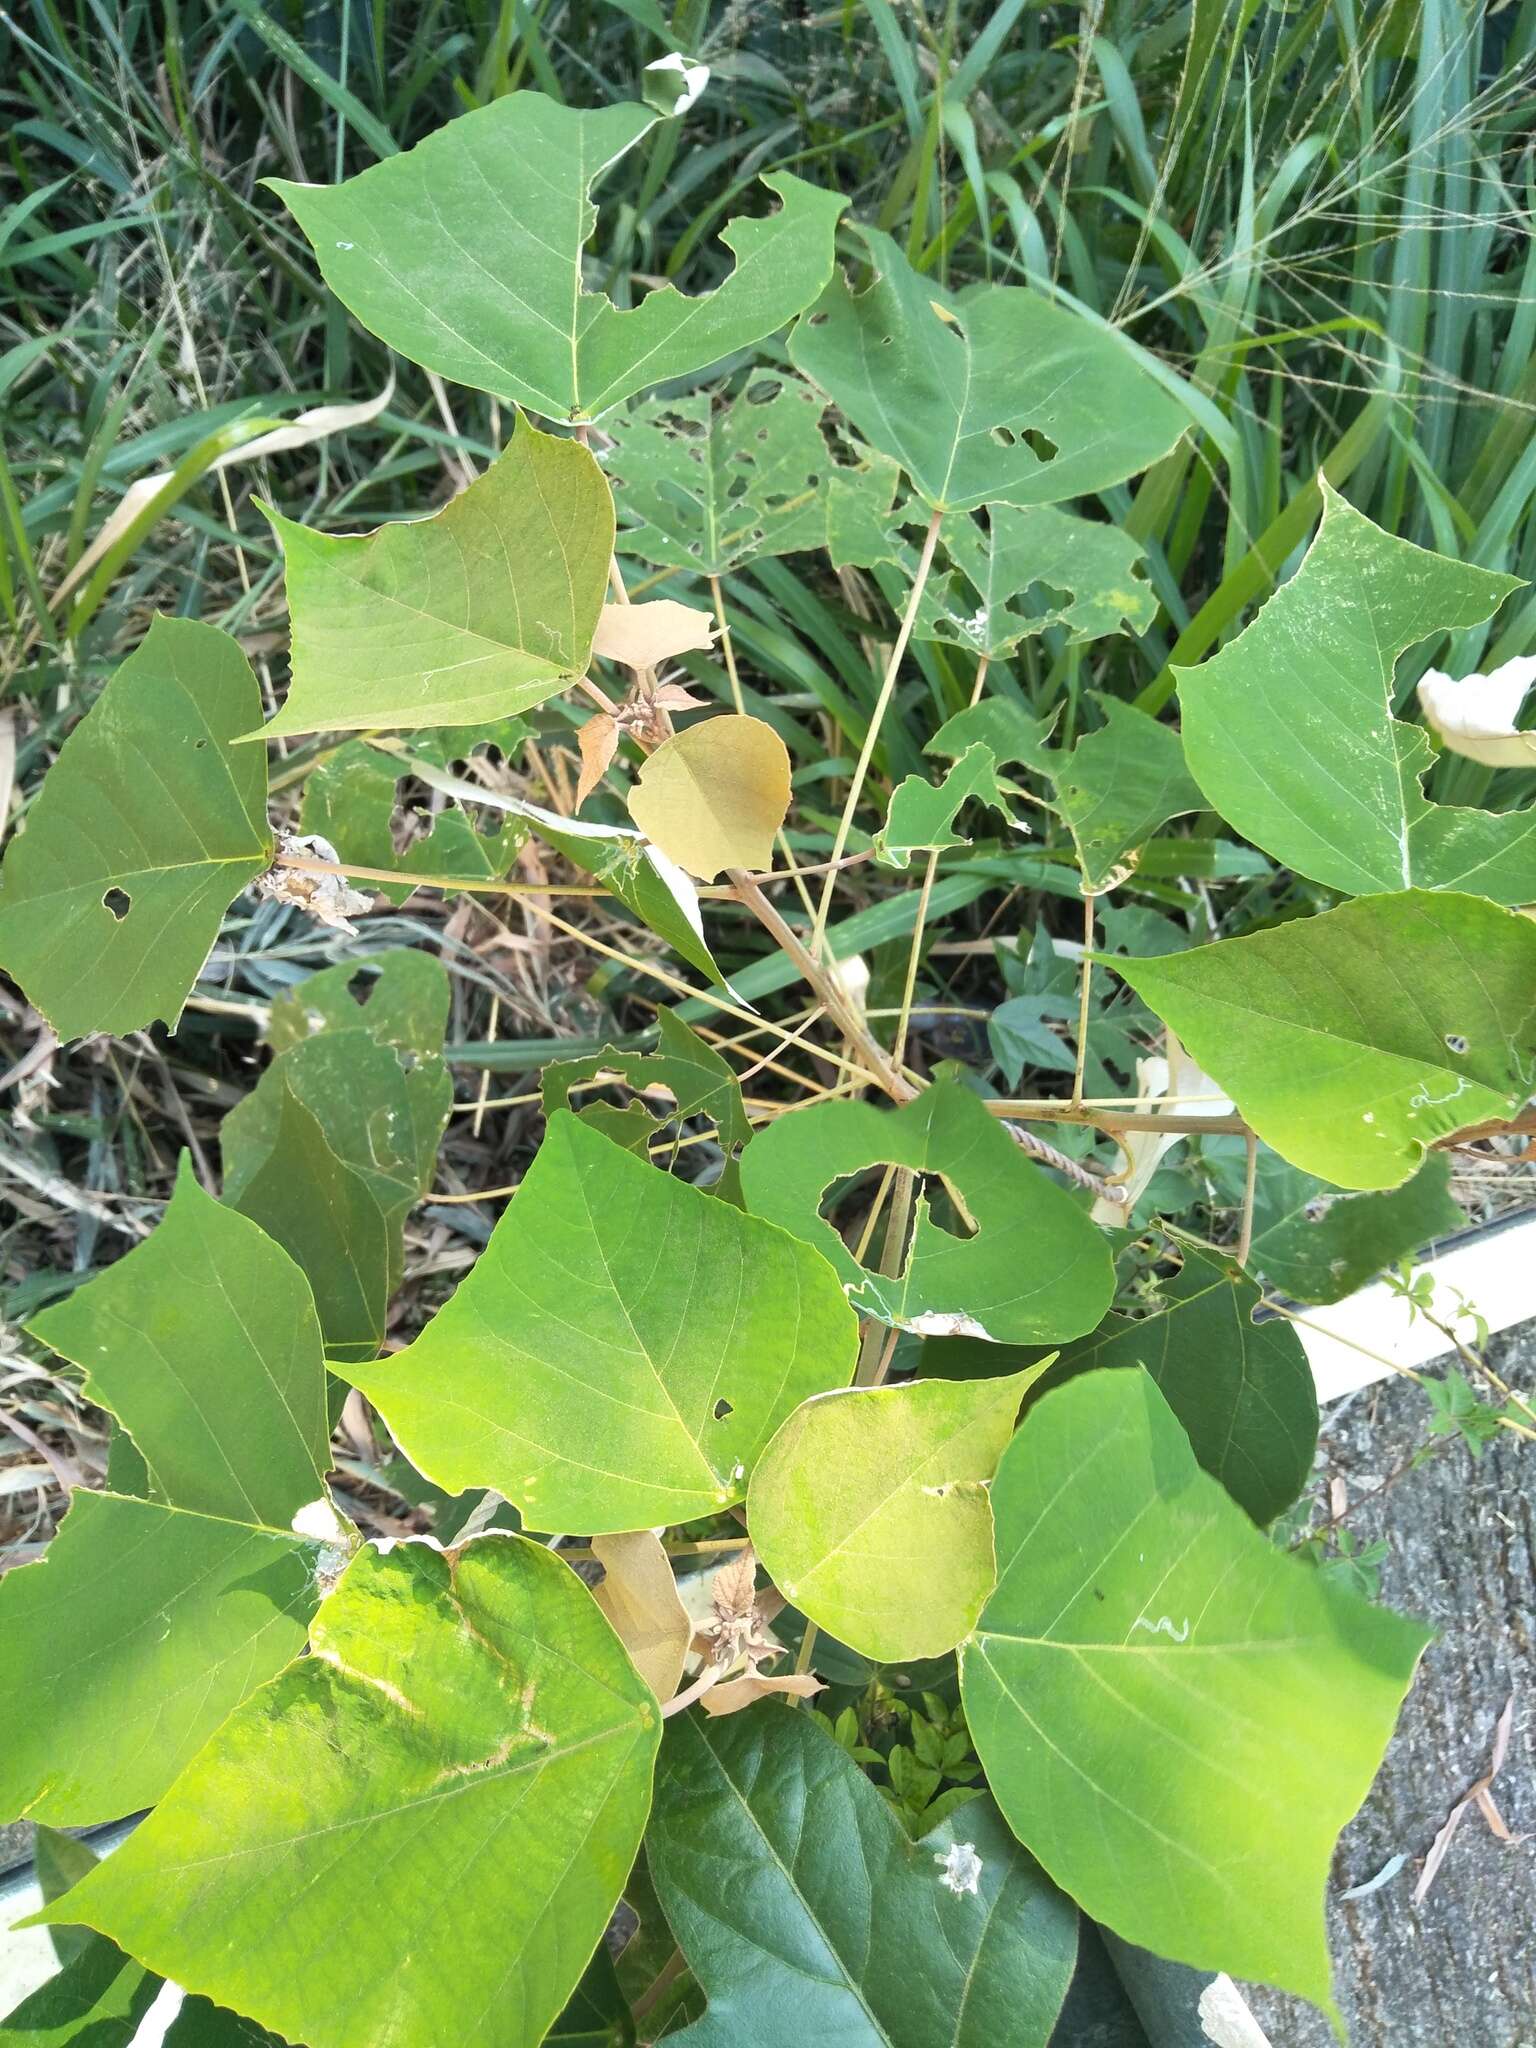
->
917 503 1157 655
739 1077 1115 1343
875 743 1022 869
0 1489 325 1826
1246 1150 1464 1306
1178 482 1535 900
647 1709 1078 2046
31 1539 661 2048
927 697 1059 780
266 948 449 1060
1050 697 1205 892
576 713 620 808
592 598 715 672
627 714 791 879
749 1368 1046 1661
29 1155 330 1527
345 1113 858 1532
1114 890 1536 1190
700 1670 824 1715
1031 1239 1318 1524
300 742 523 904
961 1370 1430 2018
0 616 271 1041
789 224 1189 512
258 414 612 737
269 93 847 421
1417 658 1536 769
591 1531 692 1704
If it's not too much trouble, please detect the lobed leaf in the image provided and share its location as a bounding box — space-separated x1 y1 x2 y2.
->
1246 1150 1463 1305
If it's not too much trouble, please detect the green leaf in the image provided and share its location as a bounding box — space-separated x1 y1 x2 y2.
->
788 226 1188 512
875 743 1020 869
265 947 450 1060
1052 698 1205 891
1033 1241 1317 1523
222 1028 451 1361
34 1537 660 2048
347 1113 857 1531
1179 482 1534 901
927 699 1058 781
1114 891 1536 1190
547 1949 634 2048
917 505 1157 655
960 1370 1429 2018
748 1368 1045 1659
606 373 892 577
259 415 612 737
739 1078 1114 1343
0 1489 321 1824
647 1708 1077 2047
541 1005 752 1202
1247 1151 1463 1305
0 1934 158 2046
270 94 846 421
33 1828 101 1969
299 741 523 904
29 1157 329 1525
0 616 271 1040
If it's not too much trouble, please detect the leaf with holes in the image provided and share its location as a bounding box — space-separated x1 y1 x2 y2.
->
346 1113 857 1532
749 1367 1045 1660
789 226 1188 512
875 743 1021 868
960 1370 1429 2020
916 504 1157 655
32 1538 659 2048
270 93 846 422
647 1707 1078 2047
1029 1241 1317 1523
0 616 271 1041
739 1078 1114 1343
299 741 524 904
259 414 612 737
628 714 791 880
265 947 449 1059
1051 698 1205 891
1114 891 1536 1190
1179 482 1535 901
1246 1150 1463 1305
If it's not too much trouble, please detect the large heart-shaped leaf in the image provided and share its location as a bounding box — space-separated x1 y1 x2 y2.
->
347 1113 858 1531
34 1538 660 2048
1246 1150 1462 1305
960 1370 1429 2019
270 93 846 421
739 1078 1114 1342
748 1368 1044 1660
1115 891 1536 1189
1179 482 1534 900
0 616 271 1040
788 226 1189 512
30 1156 329 1525
647 1707 1078 2047
259 414 612 736
1031 1241 1317 1523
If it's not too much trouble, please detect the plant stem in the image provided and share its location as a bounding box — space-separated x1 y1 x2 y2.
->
1070 890 1094 1109
810 505 945 960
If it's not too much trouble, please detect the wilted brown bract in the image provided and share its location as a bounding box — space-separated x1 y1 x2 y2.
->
590 1531 692 1704
592 598 715 672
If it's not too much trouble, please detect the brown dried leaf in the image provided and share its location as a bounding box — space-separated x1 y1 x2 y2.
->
592 598 715 673
575 712 619 809
590 1530 692 1704
700 1668 824 1717
628 714 791 879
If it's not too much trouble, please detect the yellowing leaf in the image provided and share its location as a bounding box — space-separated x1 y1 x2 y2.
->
591 1531 691 1703
592 599 715 672
701 1670 824 1716
575 713 620 808
628 714 790 879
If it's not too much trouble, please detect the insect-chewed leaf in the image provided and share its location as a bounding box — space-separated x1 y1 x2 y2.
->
739 1077 1114 1343
0 616 271 1041
960 1370 1429 2019
299 741 524 904
1246 1150 1463 1305
1179 481 1536 901
258 414 612 737
627 714 790 880
927 698 1058 780
647 1708 1077 2047
1115 890 1536 1190
269 93 846 421
749 1367 1045 1660
591 1531 691 1703
1030 1240 1317 1524
591 598 715 672
789 225 1189 512
875 743 1020 869
31 1539 660 2048
1050 697 1205 891
917 503 1157 655
346 1113 858 1531
265 947 450 1059
30 1155 330 1526
222 1026 451 1361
